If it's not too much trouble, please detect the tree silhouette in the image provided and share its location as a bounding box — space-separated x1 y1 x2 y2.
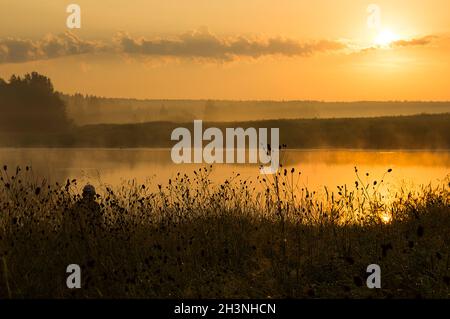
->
0 72 71 132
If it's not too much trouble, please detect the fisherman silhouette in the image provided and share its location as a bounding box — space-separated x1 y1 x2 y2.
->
64 184 102 239
62 184 103 293
78 184 102 235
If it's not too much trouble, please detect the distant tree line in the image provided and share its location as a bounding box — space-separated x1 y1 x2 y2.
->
62 93 450 126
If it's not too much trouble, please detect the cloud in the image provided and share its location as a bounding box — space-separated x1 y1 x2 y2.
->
392 35 438 48
345 34 446 56
116 29 346 61
0 29 347 64
0 38 38 63
5 30 444 65
0 32 104 64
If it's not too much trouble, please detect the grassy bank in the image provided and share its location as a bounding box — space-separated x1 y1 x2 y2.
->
0 165 449 298
1 113 450 149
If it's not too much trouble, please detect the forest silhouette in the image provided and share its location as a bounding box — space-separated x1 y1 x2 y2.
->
0 72 71 133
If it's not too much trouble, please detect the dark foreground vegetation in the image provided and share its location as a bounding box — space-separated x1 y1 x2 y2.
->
0 165 449 298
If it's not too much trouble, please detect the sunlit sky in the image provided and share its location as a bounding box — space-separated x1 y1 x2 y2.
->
0 0 449 100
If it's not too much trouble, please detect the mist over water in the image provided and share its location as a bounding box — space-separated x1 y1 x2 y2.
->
2 148 449 194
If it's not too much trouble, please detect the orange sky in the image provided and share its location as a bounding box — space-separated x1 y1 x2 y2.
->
0 0 449 100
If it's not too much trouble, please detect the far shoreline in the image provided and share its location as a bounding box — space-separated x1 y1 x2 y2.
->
1 113 449 150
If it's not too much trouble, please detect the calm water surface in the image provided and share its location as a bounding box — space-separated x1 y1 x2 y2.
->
1 148 449 194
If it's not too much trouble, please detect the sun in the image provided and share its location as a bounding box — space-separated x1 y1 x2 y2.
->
374 29 399 47
380 212 392 224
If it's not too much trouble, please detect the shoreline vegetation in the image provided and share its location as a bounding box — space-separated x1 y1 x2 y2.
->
0 164 449 298
1 113 450 149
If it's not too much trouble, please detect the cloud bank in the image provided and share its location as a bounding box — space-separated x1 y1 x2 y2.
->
0 29 444 64
0 29 346 64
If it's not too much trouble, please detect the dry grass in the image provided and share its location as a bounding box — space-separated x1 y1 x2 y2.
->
0 164 449 298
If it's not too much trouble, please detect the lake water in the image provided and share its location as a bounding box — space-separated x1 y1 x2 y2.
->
1 148 449 195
